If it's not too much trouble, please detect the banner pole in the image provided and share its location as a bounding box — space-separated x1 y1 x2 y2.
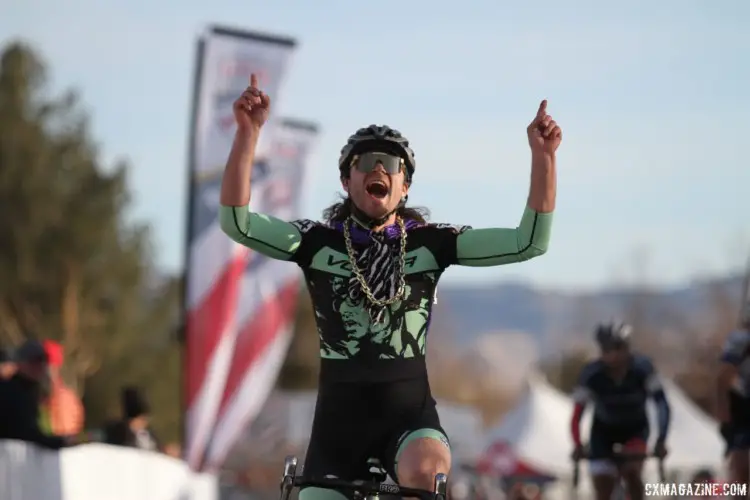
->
180 36 206 454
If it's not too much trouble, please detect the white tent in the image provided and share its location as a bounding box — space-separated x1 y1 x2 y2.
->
483 373 724 487
481 374 594 499
650 380 723 472
482 373 580 478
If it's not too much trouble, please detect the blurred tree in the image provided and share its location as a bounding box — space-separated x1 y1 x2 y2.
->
0 41 180 441
82 276 182 442
674 279 740 417
541 348 592 394
616 249 745 418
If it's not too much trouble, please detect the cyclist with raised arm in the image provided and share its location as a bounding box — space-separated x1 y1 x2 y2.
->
570 322 671 500
717 308 750 496
219 75 560 500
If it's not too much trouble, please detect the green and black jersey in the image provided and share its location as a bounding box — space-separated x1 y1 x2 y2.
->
220 205 552 384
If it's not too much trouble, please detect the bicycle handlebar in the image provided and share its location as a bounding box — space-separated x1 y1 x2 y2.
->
573 452 659 462
280 456 448 500
292 477 438 500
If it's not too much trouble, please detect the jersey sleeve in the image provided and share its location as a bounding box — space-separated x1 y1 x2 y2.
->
721 330 750 365
634 355 664 395
219 205 315 263
453 206 553 267
571 362 597 404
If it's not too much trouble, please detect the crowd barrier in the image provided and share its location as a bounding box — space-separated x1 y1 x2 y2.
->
0 439 219 500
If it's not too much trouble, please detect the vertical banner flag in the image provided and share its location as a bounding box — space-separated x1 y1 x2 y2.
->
184 25 297 470
204 118 319 470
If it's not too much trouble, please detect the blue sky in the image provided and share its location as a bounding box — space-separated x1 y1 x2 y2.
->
3 0 749 290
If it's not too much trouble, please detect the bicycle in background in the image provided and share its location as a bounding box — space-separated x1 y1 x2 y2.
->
572 444 665 500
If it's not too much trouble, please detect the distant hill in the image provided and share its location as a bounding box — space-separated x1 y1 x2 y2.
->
433 274 745 356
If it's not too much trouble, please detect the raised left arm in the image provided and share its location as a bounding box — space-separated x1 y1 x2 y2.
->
454 101 559 267
527 152 556 213
455 153 555 267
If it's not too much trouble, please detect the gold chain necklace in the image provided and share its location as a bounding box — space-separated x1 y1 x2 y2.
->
343 216 407 307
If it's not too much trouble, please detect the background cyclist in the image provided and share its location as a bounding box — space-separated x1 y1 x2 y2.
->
717 308 750 497
570 321 671 500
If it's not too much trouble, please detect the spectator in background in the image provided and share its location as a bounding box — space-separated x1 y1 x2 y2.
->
105 386 161 452
0 339 71 449
39 340 84 437
0 346 17 380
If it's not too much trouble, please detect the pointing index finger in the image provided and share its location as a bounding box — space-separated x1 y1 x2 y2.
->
250 73 258 88
537 99 548 117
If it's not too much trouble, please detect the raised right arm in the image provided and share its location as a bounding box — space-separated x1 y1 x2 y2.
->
220 129 258 207
219 126 307 261
219 81 312 261
221 74 266 207
219 206 303 261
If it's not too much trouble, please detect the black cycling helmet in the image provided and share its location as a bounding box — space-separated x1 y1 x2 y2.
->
595 321 632 348
338 125 416 183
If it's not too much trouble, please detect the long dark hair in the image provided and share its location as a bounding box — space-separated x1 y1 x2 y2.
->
322 195 430 224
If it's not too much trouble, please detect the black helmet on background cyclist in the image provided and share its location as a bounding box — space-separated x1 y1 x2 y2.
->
595 321 633 366
337 125 416 227
595 320 632 347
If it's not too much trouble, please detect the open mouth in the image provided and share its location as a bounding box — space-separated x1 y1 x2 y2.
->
365 180 389 199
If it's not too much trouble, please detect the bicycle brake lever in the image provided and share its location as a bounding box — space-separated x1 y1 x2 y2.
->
434 473 448 499
280 456 298 500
